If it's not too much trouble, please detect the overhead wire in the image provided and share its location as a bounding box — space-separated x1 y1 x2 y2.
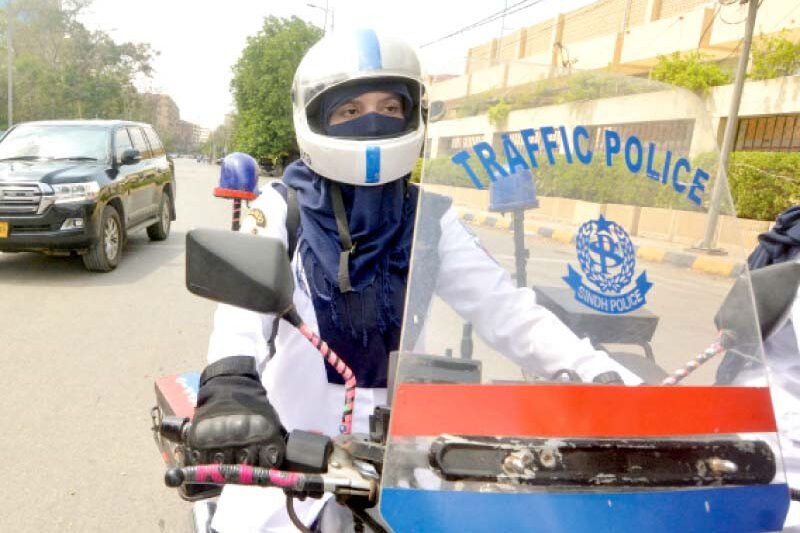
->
437 0 764 73
468 19 555 63
420 0 546 48
466 0 669 64
698 3 723 45
719 0 765 24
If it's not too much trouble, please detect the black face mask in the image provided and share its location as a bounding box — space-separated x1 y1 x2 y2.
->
324 112 406 138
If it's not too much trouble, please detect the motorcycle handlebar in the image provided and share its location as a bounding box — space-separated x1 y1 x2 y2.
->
164 464 371 496
157 416 372 498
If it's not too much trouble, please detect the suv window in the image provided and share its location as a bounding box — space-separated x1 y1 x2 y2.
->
114 128 133 162
143 126 165 157
128 127 152 159
0 125 109 161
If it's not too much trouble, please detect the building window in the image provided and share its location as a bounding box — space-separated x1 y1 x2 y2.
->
437 134 486 157
732 114 800 152
496 119 694 158
589 120 695 154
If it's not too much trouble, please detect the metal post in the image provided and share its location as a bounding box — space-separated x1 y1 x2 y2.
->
6 3 12 128
308 3 331 34
699 0 759 252
460 323 474 360
513 209 528 288
231 198 241 231
497 0 508 63
621 0 633 32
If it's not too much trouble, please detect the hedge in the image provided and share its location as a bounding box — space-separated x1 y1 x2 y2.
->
727 151 800 221
414 151 800 221
417 153 704 213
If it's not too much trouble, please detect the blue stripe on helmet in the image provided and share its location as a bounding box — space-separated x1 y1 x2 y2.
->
356 29 382 71
365 146 380 183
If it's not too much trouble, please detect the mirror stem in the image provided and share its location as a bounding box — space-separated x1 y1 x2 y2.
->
284 307 302 328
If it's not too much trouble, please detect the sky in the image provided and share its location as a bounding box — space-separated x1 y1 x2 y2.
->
79 0 596 130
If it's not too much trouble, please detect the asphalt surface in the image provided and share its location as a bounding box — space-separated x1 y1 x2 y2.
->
0 159 228 532
415 220 740 385
0 160 760 531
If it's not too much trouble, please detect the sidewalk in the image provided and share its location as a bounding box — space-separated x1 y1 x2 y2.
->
456 206 747 279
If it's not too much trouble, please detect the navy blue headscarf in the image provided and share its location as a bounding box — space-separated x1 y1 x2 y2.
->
747 205 800 270
282 81 418 388
283 163 417 388
318 80 413 137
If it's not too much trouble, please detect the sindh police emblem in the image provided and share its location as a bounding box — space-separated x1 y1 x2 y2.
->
563 215 652 315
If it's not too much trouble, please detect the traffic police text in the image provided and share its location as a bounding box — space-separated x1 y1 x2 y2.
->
451 125 710 206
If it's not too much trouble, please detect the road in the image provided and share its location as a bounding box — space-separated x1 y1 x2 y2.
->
0 159 755 531
0 159 230 532
419 223 739 385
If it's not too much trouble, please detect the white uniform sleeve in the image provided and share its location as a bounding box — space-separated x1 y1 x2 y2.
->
435 208 642 384
206 184 289 369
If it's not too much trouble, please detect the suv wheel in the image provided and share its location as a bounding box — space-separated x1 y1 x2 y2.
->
82 205 122 272
147 193 171 241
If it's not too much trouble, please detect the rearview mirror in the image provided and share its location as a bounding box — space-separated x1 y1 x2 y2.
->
186 229 295 316
429 100 446 122
716 261 800 341
120 148 141 165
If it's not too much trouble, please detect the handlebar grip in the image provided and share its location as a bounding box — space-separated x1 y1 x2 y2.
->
164 464 325 496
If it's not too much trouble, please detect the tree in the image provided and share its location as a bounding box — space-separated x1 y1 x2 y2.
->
650 51 731 93
0 0 156 127
750 32 800 81
230 16 322 164
200 122 234 160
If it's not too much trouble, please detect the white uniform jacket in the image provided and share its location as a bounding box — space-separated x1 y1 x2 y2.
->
206 184 642 533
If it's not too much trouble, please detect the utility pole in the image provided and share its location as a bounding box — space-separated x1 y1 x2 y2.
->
621 0 632 32
497 0 508 64
698 0 759 252
307 2 331 34
5 0 12 127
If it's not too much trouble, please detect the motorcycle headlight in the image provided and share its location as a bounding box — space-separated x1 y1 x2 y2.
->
51 181 100 204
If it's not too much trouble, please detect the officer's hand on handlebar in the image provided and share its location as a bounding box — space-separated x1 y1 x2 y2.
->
187 355 286 467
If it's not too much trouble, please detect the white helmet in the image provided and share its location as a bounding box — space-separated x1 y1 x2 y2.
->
292 29 426 186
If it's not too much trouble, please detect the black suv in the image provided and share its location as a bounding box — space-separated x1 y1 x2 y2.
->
0 120 176 271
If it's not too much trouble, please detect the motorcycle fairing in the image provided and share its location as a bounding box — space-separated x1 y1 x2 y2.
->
380 61 790 532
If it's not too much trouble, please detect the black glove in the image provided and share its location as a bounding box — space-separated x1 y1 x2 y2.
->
187 355 286 467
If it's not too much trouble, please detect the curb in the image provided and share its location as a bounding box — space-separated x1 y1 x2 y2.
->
457 208 744 278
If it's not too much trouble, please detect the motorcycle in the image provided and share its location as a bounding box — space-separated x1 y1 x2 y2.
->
152 63 796 532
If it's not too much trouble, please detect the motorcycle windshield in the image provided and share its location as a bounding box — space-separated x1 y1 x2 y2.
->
379 63 789 533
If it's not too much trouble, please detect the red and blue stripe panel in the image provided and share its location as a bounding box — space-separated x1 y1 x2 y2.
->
380 384 790 533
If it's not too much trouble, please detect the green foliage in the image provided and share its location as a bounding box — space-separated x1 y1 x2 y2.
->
450 74 660 119
750 32 800 81
419 153 705 212
454 95 482 118
420 150 800 221
410 157 423 183
726 151 800 220
650 52 731 93
229 16 322 163
200 122 235 159
536 154 701 211
486 100 511 127
0 0 155 128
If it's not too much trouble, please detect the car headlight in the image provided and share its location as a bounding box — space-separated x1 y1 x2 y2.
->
51 181 100 204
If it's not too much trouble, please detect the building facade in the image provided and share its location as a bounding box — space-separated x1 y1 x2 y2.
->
428 0 800 157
